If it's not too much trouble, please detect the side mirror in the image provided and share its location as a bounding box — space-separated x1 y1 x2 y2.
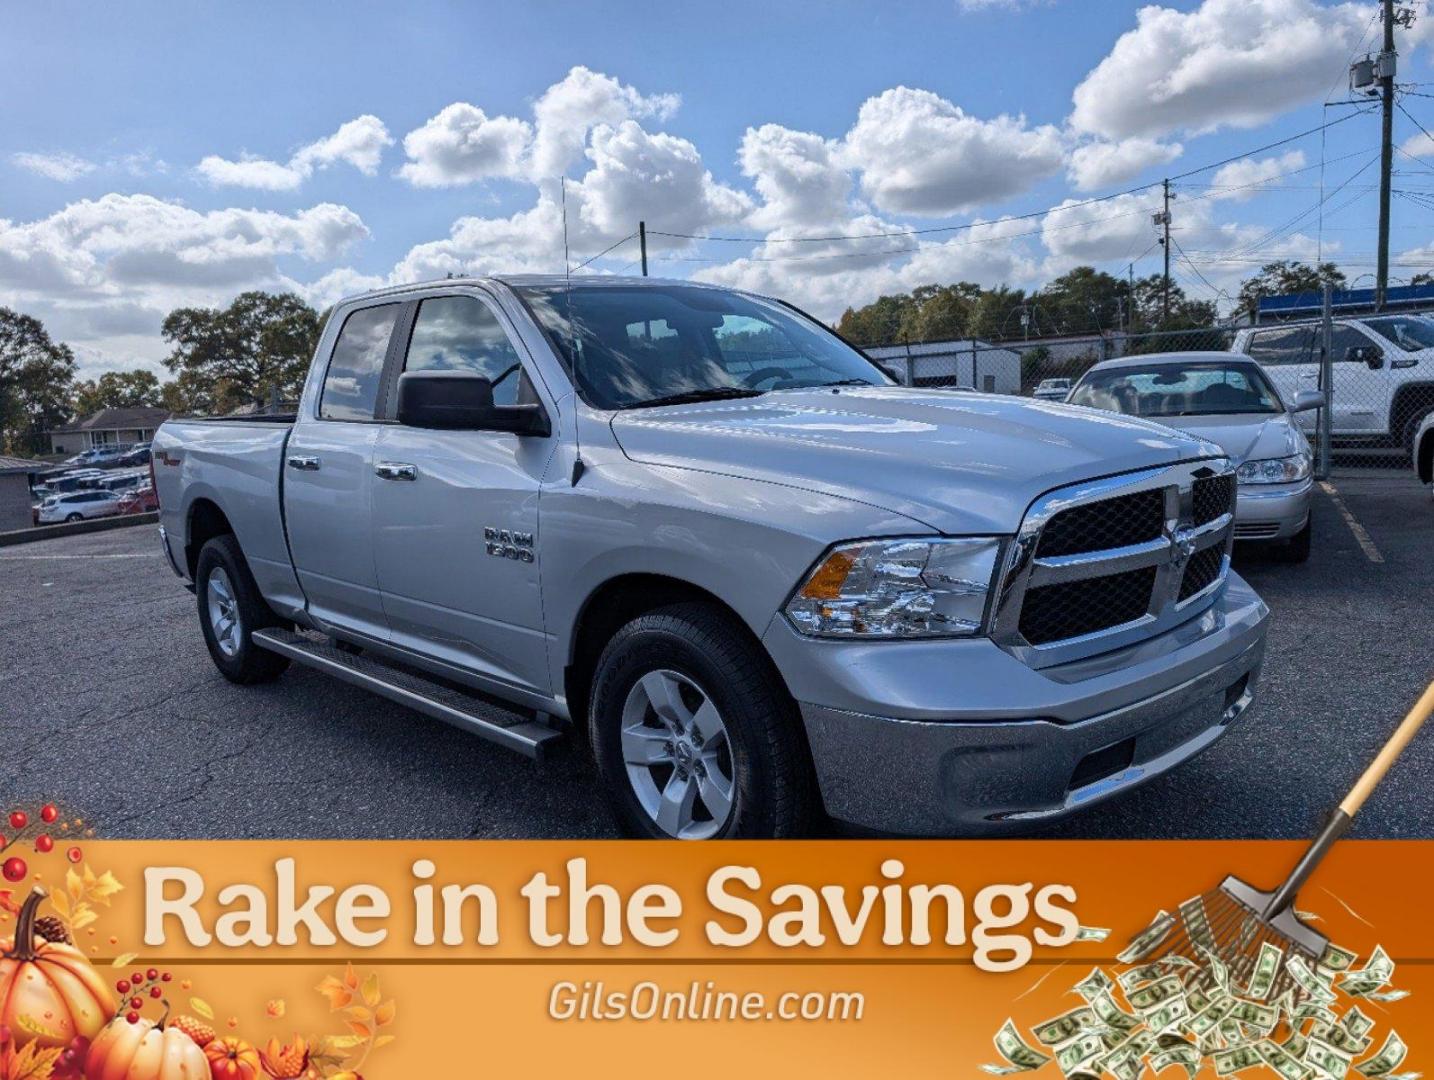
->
396 371 550 436
1292 389 1326 413
1346 344 1384 370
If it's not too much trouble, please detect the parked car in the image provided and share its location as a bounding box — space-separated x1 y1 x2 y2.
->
116 486 159 514
95 469 148 493
35 490 124 524
153 276 1268 839
117 443 152 466
1414 410 1434 497
1067 353 1322 561
1033 377 1072 400
1231 315 1434 452
44 469 106 492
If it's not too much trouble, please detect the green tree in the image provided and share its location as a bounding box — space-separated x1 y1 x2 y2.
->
1035 267 1128 335
0 307 77 455
898 282 981 343
72 369 162 416
836 294 912 346
967 286 1029 340
1236 260 1347 319
161 291 321 414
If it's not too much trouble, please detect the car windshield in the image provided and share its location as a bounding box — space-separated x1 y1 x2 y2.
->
1363 316 1434 351
513 283 890 409
1069 362 1283 417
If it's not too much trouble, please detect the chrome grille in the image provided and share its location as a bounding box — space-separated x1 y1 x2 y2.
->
1035 488 1165 558
992 459 1235 668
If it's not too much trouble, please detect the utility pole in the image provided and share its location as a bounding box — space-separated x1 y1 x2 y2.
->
639 220 648 277
1376 0 1397 311
1127 262 1136 333
1161 179 1172 324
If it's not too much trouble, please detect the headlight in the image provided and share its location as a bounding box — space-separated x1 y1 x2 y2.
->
785 537 1002 638
1236 452 1311 485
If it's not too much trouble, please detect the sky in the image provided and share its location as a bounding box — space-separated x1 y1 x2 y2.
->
6 0 1434 380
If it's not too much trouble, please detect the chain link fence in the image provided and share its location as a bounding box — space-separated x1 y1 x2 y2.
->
866 315 1434 476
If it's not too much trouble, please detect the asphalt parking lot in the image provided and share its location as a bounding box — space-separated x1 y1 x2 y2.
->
1 470 1430 840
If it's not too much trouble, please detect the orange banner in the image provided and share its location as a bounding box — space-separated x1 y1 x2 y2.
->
0 839 1426 1078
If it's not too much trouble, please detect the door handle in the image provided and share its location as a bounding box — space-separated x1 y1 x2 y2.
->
375 461 417 481
287 455 321 471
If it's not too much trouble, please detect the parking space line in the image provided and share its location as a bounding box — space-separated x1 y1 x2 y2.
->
0 552 158 560
1318 480 1385 564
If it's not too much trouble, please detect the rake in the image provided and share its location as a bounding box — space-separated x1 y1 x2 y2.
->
1139 679 1434 1003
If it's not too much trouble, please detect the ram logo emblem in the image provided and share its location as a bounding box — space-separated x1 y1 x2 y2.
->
483 527 535 563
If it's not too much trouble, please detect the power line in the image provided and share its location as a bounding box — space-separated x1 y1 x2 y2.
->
569 232 637 272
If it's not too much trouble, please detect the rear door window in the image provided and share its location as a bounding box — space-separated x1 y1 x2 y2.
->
321 304 401 420
1245 326 1314 366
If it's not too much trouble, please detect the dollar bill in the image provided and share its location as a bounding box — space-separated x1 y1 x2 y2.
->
1074 968 1114 1002
984 1019 1053 1074
1128 975 1185 1014
1151 1044 1201 1078
1119 911 1176 964
1034 1007 1099 1047
1228 999 1279 1033
1091 991 1141 1034
1119 963 1170 992
1146 997 1191 1034
1341 947 1395 997
1320 943 1359 973
1363 989 1409 1003
1295 1001 1340 1028
1283 1031 1310 1059
1214 1045 1264 1076
1246 941 1284 1001
1288 955 1339 1005
1057 1033 1107 1075
1200 945 1232 993
1313 1021 1373 1056
1307 1037 1354 1079
1344 1007 1376 1040
1259 1038 1313 1080
1076 925 1112 942
1188 997 1237 1039
1356 1032 1407 1078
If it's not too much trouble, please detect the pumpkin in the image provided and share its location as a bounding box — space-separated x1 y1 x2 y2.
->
0 887 114 1051
84 1014 208 1080
204 1036 261 1080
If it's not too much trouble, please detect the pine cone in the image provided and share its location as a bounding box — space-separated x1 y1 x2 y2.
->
33 915 70 944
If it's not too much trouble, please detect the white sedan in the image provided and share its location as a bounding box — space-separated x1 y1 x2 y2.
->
36 490 124 524
1067 352 1324 561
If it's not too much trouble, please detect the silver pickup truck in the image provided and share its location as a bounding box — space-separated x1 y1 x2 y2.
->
153 275 1269 839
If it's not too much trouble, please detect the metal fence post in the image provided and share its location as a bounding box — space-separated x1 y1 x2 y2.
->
1318 283 1334 480
903 341 915 387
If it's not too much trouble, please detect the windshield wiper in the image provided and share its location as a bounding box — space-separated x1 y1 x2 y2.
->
623 387 766 410
814 378 877 387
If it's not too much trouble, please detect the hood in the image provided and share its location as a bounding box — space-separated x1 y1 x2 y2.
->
609 387 1223 534
1160 412 1308 465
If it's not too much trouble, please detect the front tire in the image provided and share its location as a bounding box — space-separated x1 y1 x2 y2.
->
195 534 291 684
64 513 82 523
588 603 816 839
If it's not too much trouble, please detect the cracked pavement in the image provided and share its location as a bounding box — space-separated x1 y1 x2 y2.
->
1 471 1430 839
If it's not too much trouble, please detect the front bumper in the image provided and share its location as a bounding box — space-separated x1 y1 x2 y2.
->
1233 478 1312 542
766 573 1268 835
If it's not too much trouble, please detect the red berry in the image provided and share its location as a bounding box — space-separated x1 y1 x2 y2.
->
40 805 58 824
129 997 143 1010
66 846 82 864
161 972 172 982
146 968 158 981
116 980 130 994
125 1012 139 1025
1 857 26 883
150 986 162 999
8 811 26 831
34 835 53 853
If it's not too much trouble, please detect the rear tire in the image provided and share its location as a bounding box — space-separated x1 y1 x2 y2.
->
195 534 291 684
1281 518 1312 563
64 513 82 523
588 602 816 839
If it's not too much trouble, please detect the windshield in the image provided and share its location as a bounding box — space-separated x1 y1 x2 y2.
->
1069 362 1283 417
513 284 890 409
1363 316 1434 351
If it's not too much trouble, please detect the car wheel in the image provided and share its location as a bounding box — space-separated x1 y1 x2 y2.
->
64 513 82 523
195 534 291 684
588 602 816 839
1281 518 1312 563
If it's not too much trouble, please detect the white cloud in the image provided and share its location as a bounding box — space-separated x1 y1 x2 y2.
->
739 124 850 231
1402 131 1434 158
12 152 97 182
1067 137 1182 191
0 194 368 359
397 103 533 187
530 65 679 179
1208 150 1307 200
1070 0 1371 141
198 115 393 190
840 86 1065 216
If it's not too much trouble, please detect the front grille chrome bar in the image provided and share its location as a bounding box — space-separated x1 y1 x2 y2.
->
991 458 1235 669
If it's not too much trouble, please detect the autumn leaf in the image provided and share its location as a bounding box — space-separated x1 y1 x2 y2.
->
0 890 19 917
46 892 69 920
373 1034 396 1049
265 999 285 1019
342 963 358 990
190 997 215 1021
315 975 353 1011
65 869 83 904
86 869 124 905
3 1041 64 1080
374 1000 395 1027
111 952 137 968
360 972 380 1008
342 1006 371 1025
344 1020 371 1040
